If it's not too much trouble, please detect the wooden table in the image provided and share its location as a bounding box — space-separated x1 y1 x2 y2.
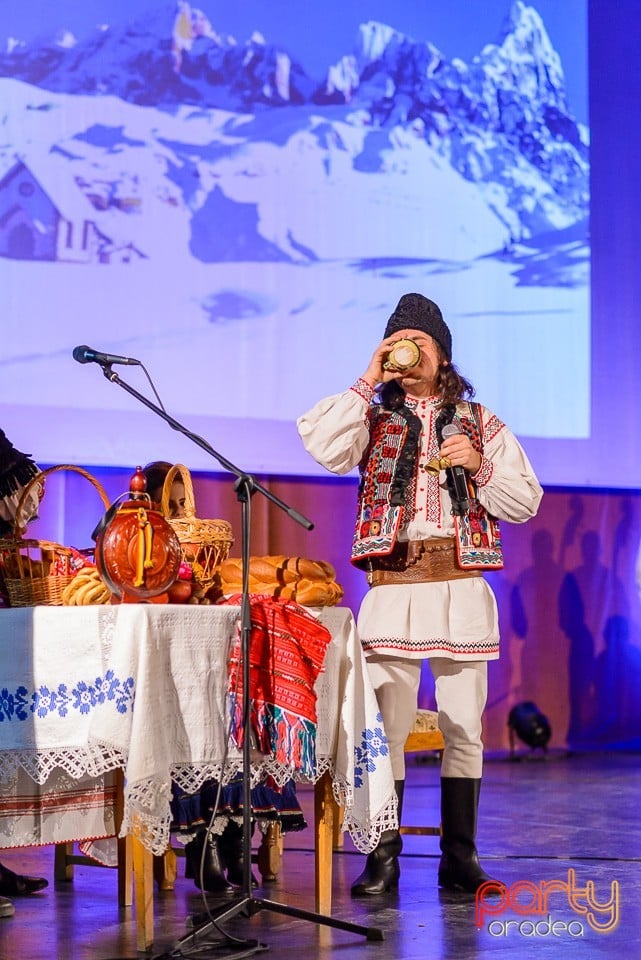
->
0 603 396 948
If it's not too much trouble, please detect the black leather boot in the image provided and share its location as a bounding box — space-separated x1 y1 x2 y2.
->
218 819 259 888
438 777 502 894
184 829 233 895
351 780 404 896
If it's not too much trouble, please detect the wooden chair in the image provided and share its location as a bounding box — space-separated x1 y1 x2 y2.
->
53 770 132 901
400 708 444 837
149 827 281 889
331 708 444 850
52 767 162 951
58 840 159 951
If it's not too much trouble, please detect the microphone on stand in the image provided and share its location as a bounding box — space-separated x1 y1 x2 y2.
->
72 345 141 366
441 421 471 515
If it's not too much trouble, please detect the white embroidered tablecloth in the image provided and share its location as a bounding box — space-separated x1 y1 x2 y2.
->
0 604 396 855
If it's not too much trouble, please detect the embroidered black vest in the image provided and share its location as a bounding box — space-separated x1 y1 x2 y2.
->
350 400 503 571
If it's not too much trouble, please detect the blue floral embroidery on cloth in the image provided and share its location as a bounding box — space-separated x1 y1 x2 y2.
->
353 711 389 788
0 670 135 722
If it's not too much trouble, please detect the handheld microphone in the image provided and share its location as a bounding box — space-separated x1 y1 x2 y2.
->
73 345 141 366
441 421 471 515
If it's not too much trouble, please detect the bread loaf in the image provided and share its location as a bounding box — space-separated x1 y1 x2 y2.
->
219 555 343 606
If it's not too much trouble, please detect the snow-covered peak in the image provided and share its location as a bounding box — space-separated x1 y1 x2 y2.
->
325 55 360 102
483 0 566 98
0 1 586 241
54 30 78 50
501 0 561 61
5 37 25 55
357 21 407 63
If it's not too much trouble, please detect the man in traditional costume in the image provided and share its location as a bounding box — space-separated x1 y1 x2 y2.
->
297 293 543 896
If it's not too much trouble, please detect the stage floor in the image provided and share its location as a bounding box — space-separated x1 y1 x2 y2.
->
0 751 638 960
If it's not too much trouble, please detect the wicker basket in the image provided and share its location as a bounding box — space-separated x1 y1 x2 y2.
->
160 463 234 590
0 465 110 607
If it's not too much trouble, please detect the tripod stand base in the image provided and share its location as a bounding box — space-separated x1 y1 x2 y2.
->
156 936 267 959
170 935 268 959
175 893 384 953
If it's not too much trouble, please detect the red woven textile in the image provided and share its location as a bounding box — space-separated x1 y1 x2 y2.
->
223 594 332 776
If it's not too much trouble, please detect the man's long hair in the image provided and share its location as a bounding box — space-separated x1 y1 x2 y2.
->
436 357 476 405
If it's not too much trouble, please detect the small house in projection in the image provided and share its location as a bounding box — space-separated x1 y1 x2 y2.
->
0 156 145 263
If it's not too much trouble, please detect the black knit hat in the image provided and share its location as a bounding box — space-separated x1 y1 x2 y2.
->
0 429 39 501
384 293 452 361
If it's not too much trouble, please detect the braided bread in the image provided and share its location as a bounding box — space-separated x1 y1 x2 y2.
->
219 555 343 606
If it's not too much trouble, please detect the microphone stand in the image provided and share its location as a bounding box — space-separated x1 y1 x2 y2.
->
96 363 384 954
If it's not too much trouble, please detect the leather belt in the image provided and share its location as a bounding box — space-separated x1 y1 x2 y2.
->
367 537 481 586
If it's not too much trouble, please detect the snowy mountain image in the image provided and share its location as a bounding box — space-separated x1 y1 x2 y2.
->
0 1 589 471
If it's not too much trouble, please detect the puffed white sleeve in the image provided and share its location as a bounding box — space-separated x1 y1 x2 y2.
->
297 379 374 475
471 406 543 523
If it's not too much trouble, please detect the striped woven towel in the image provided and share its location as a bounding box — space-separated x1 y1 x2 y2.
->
224 594 332 778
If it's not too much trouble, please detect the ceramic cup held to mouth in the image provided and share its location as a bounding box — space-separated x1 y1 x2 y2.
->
383 337 421 372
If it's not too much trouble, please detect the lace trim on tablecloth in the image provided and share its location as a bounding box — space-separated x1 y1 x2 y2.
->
119 756 394 856
331 769 399 854
170 756 325 795
121 778 173 855
119 757 327 856
162 757 395 855
0 753 394 856
0 745 126 786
